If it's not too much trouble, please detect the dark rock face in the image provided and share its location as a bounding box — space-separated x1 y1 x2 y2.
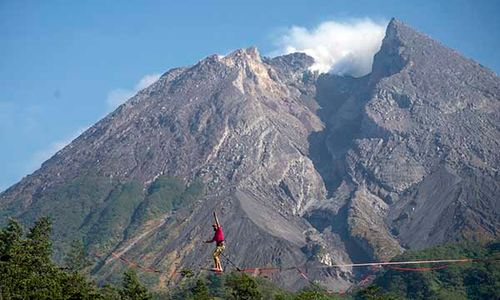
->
0 19 498 291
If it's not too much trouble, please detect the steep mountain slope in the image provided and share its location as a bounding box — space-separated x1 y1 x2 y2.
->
0 47 351 290
0 19 498 291
353 19 499 251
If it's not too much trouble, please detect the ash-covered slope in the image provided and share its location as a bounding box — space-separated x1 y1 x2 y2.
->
0 18 499 291
373 19 500 249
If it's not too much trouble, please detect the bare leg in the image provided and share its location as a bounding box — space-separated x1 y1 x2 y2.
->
213 248 221 271
212 244 224 271
216 256 222 271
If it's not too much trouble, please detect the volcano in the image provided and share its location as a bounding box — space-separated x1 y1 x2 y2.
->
1 19 498 290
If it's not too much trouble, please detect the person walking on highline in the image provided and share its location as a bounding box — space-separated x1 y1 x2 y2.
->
205 211 225 272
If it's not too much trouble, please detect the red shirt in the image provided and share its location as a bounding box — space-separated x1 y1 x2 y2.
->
213 226 224 243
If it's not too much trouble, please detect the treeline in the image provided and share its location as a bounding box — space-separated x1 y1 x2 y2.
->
0 217 151 299
171 240 500 300
166 271 346 300
1 217 498 299
370 240 500 299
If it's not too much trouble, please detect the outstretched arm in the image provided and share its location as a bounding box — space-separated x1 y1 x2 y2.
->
213 211 220 228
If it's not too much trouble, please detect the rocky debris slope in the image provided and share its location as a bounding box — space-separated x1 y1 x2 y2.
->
306 19 499 263
355 19 499 250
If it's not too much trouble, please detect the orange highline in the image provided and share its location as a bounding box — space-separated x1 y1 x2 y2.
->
102 253 498 274
325 258 474 268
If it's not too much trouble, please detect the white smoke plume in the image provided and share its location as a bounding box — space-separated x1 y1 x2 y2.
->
273 18 387 77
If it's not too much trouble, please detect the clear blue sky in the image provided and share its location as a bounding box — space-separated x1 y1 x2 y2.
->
1 0 499 192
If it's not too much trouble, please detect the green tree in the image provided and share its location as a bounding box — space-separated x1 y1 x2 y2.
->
0 217 102 299
274 292 293 300
358 285 398 300
226 273 262 300
0 218 23 260
366 241 500 300
120 269 153 300
190 279 213 300
60 271 103 299
101 283 121 300
9 217 65 299
65 239 91 272
207 273 225 298
0 218 24 297
26 217 53 261
294 285 338 300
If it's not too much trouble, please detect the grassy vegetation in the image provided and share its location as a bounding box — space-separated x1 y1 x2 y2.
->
1 172 205 261
17 171 117 260
86 181 144 252
126 176 204 238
